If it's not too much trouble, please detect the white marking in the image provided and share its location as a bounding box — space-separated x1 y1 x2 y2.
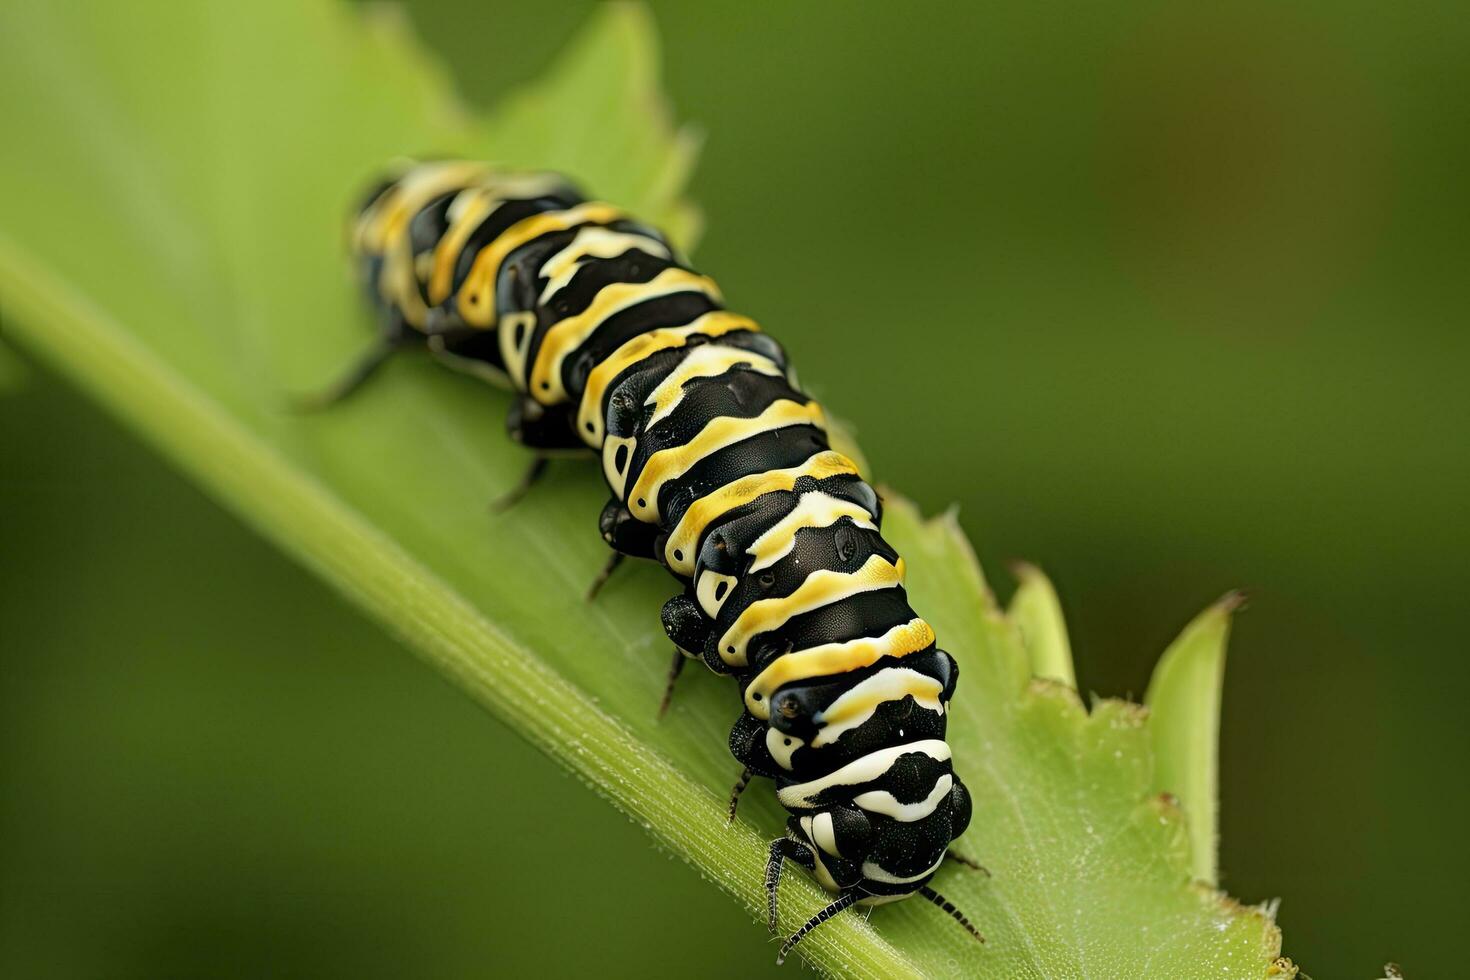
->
856 892 912 907
746 491 877 573
601 435 637 499
628 398 825 525
716 555 904 667
579 317 763 446
643 342 783 429
498 310 538 388
810 667 945 747
743 617 936 720
661 450 860 577
766 727 803 771
810 849 841 892
853 774 954 823
811 812 840 858
445 184 491 223
532 268 720 403
478 171 568 201
695 570 738 619
537 226 671 304
776 739 950 811
861 852 945 885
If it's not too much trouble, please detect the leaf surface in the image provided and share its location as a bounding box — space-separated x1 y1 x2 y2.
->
0 2 1282 974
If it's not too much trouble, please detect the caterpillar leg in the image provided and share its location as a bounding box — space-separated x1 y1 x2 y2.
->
777 893 858 966
426 332 514 391
506 395 584 451
655 593 713 717
656 647 690 719
764 836 816 933
491 399 587 513
292 311 415 411
660 592 711 660
945 849 991 876
587 499 662 601
727 711 780 775
725 716 782 822
584 554 625 601
916 886 986 944
489 456 551 513
726 766 754 824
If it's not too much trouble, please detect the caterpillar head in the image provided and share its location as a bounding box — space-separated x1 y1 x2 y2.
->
786 772 973 901
768 773 982 962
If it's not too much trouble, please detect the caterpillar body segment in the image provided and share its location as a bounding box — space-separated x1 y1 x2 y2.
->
342 159 983 958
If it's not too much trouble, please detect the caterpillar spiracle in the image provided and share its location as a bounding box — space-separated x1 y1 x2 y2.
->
314 160 986 962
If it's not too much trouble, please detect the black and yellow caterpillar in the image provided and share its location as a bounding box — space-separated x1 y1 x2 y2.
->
323 160 983 961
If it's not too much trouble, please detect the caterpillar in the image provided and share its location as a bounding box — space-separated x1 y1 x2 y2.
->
317 159 985 962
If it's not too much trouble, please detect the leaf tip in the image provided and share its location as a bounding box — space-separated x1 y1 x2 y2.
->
1214 588 1249 616
1007 560 1078 689
1007 558 1041 582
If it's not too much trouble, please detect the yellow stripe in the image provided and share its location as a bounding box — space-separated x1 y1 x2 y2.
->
715 555 908 668
429 172 576 302
626 399 827 523
663 451 861 576
455 202 626 330
426 187 499 304
379 242 428 328
811 670 945 747
357 162 494 331
644 341 782 429
743 618 936 719
576 313 762 446
746 492 877 573
538 227 671 305
353 160 489 256
527 267 722 403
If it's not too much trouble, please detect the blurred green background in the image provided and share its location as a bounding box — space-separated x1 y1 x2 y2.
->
3 1 1465 976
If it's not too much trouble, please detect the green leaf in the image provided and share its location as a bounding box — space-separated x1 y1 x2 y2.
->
0 2 1285 974
1008 561 1078 688
1145 593 1240 887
